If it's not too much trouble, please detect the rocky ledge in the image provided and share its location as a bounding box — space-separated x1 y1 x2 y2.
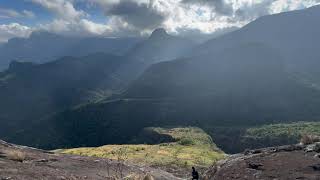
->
0 140 181 180
203 143 320 180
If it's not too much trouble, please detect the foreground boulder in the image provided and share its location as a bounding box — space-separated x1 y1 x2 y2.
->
204 144 320 180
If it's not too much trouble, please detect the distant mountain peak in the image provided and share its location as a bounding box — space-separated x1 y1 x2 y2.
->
149 28 170 39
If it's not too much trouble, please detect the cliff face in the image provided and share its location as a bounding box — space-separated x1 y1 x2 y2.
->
204 143 320 180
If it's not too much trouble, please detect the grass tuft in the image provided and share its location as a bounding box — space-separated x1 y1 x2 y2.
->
4 149 27 162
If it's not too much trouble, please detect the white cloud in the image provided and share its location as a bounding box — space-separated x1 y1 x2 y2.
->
29 0 113 37
91 0 320 34
0 8 21 18
30 0 86 20
269 0 320 14
39 19 113 36
22 10 36 18
0 23 33 42
1 0 320 42
158 0 242 34
79 19 113 35
0 8 35 19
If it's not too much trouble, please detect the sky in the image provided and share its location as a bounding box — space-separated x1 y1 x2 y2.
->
0 0 319 42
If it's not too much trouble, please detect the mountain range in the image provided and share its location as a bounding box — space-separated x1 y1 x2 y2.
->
0 31 142 70
0 28 197 146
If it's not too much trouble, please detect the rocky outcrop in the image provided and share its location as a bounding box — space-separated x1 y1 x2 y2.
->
204 143 320 180
0 140 181 180
305 142 320 153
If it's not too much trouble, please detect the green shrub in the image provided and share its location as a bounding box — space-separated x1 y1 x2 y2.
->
178 138 195 145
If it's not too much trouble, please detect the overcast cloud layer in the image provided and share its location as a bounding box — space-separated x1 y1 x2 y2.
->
0 0 320 42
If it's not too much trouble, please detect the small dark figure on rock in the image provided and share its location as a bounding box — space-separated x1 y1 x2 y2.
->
310 164 320 171
192 167 199 180
248 162 263 170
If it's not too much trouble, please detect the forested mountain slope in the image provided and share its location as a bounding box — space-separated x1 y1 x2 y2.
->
0 53 140 140
194 5 320 84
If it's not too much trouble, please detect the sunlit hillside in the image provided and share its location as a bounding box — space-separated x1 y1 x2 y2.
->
60 127 225 178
